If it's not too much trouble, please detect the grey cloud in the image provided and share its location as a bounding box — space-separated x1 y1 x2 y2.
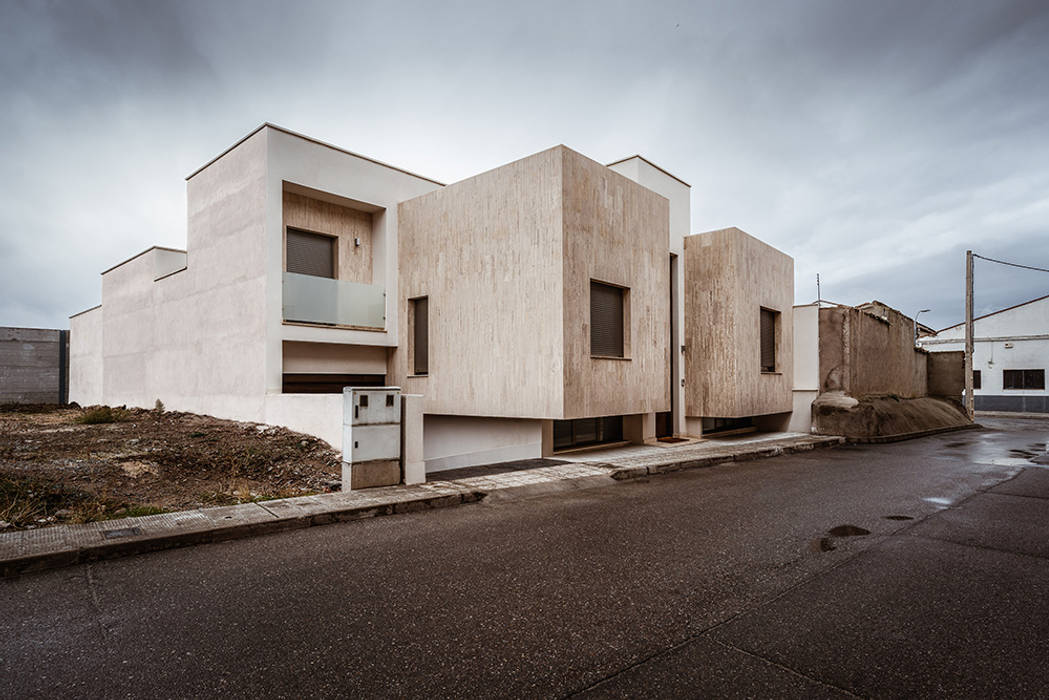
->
0 0 1047 332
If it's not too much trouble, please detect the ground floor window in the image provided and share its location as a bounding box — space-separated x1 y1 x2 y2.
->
701 417 754 435
553 416 624 451
282 373 385 393
1003 369 1045 390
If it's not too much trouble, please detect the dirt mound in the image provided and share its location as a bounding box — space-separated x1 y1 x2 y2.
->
812 394 970 439
0 405 342 531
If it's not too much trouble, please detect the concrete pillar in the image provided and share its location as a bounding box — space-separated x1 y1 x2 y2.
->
402 394 425 485
623 412 657 444
540 419 554 457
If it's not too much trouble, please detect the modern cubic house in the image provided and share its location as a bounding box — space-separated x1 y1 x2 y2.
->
69 124 795 474
920 293 1049 413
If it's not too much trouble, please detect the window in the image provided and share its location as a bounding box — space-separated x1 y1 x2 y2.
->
1003 369 1044 390
972 370 981 390
553 416 624 451
411 297 428 375
287 228 334 278
760 308 778 372
282 373 384 394
590 281 625 357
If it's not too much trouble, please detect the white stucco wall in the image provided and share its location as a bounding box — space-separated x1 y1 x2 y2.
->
788 303 820 432
607 156 689 436
68 306 103 405
920 295 1049 403
423 415 544 472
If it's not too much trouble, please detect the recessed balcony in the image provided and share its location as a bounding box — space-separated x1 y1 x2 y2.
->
282 272 385 329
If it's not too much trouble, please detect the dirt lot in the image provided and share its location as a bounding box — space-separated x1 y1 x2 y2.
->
0 404 341 531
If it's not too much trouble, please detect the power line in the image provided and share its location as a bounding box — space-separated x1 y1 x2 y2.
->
972 253 1049 274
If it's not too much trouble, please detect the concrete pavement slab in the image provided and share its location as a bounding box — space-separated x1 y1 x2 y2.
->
578 637 850 699
989 467 1049 499
908 490 1049 558
710 536 1049 698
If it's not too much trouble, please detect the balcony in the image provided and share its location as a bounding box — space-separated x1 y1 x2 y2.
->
282 272 385 329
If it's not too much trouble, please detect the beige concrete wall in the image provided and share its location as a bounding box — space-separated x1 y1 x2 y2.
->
98 129 270 419
423 415 543 472
818 305 928 398
281 341 387 375
282 190 373 284
392 147 566 418
561 148 670 418
683 227 794 418
69 308 102 405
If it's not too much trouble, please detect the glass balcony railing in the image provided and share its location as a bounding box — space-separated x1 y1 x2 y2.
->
283 272 385 329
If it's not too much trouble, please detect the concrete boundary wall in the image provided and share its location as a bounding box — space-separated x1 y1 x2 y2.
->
819 306 928 398
0 327 68 404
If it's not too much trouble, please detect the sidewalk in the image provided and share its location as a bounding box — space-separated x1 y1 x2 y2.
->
0 431 842 577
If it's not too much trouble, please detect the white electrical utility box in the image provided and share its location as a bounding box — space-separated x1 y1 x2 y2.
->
342 387 402 490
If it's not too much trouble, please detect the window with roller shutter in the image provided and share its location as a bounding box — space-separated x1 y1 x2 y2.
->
286 228 335 278
760 308 778 372
412 297 428 375
590 281 625 358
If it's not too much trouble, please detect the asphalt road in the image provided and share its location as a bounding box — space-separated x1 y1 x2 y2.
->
4 417 1049 698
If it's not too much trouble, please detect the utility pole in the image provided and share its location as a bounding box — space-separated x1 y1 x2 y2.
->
965 250 974 421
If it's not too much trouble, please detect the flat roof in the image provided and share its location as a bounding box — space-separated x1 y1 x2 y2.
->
69 304 101 319
185 123 446 186
100 246 187 276
605 154 691 188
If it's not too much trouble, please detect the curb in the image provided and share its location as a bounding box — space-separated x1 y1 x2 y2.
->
843 422 981 444
1 487 485 579
606 436 845 480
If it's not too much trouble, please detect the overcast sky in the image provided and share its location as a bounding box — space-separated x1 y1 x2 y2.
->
2 0 1048 331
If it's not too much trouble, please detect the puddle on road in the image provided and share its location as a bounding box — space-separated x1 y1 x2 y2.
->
884 515 914 521
923 496 953 506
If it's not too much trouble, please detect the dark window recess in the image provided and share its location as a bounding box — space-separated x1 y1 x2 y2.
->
760 308 777 372
972 370 981 390
412 297 428 375
702 417 754 434
553 416 624 451
1003 369 1045 390
287 228 335 278
282 374 385 394
590 281 625 357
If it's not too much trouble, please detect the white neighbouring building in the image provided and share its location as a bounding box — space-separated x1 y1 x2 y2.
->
69 124 798 476
919 293 1049 414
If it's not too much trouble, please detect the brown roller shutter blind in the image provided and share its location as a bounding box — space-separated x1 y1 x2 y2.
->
590 281 624 357
413 297 428 375
287 228 334 278
760 308 776 372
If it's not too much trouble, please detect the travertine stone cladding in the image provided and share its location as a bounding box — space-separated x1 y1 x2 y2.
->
394 145 670 420
560 148 670 419
282 191 373 284
683 227 794 418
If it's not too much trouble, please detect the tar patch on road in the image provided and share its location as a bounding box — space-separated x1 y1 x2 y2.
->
810 524 872 553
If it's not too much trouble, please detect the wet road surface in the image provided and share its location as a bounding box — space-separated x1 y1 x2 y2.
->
3 417 1049 697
